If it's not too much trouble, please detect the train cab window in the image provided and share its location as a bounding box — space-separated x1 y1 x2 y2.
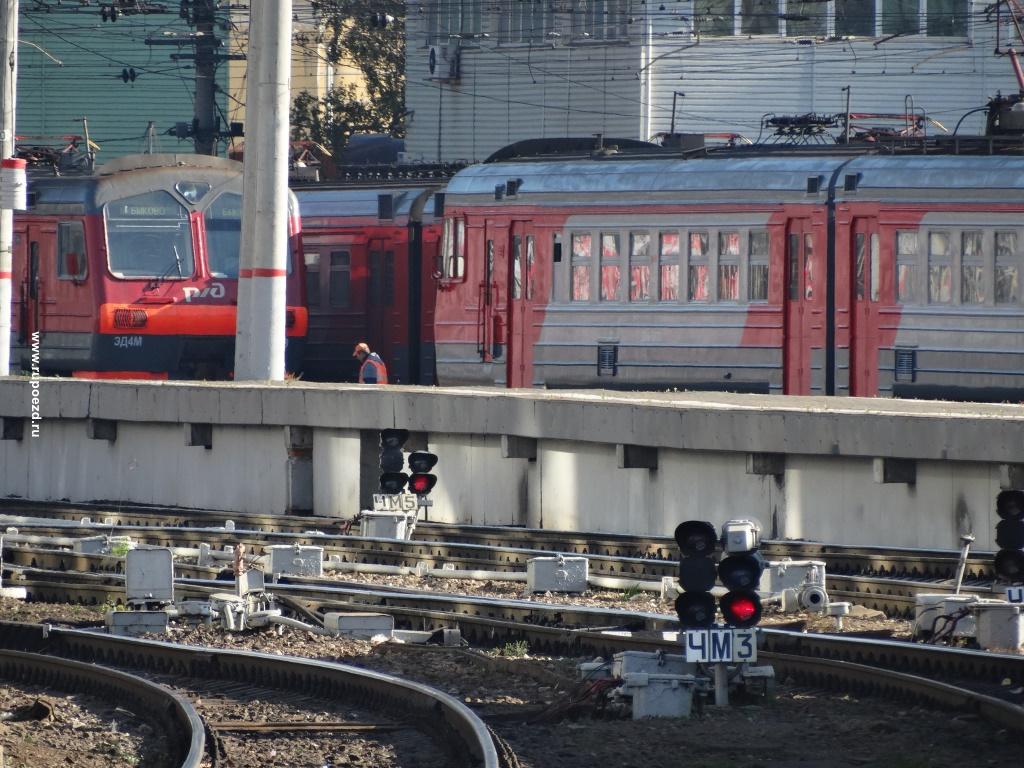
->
629 232 651 302
206 193 242 278
304 253 321 306
600 233 621 302
896 230 918 303
330 251 350 307
996 231 1019 304
105 190 195 279
718 231 741 301
688 232 709 301
748 230 769 301
927 231 952 303
571 233 592 302
440 217 466 280
57 221 87 281
961 231 984 304
659 232 680 301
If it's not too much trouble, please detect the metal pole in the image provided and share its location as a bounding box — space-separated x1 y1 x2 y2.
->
193 0 217 155
0 0 18 377
842 86 851 144
953 534 975 595
233 2 264 380
238 0 291 381
713 662 729 706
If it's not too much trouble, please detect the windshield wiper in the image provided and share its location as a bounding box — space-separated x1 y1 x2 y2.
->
144 247 186 291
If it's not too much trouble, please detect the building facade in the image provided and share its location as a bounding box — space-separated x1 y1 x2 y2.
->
405 0 1022 162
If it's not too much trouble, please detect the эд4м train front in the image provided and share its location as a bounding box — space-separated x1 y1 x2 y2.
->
10 154 307 379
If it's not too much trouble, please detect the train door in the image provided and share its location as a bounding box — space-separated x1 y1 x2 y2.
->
366 238 393 374
507 222 535 388
482 220 509 381
784 219 816 394
19 222 57 348
849 218 881 396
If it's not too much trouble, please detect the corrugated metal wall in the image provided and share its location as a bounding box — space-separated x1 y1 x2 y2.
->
17 2 228 160
406 1 1022 160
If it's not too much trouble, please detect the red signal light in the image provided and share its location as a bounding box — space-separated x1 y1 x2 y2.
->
719 589 762 629
409 474 437 495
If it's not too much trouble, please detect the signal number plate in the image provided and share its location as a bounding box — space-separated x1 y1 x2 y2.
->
684 629 757 663
1005 586 1024 604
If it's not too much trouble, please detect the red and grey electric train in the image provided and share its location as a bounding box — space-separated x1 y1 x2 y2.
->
294 184 443 383
11 154 307 379
433 151 1024 399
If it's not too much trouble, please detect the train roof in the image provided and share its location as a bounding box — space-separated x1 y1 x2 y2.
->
445 153 1024 204
294 186 441 224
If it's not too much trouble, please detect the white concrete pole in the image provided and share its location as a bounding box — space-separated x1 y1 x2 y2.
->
0 0 18 377
233 2 265 380
236 0 290 381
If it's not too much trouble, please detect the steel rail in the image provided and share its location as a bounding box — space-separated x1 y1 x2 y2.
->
0 647 205 768
0 621 501 768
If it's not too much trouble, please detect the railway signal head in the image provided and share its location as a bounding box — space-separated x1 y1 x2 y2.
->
379 429 410 493
407 451 439 496
718 519 765 629
674 520 719 629
995 490 1024 582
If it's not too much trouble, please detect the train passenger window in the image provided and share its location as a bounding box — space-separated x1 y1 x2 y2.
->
896 231 918 303
629 232 650 302
206 193 242 278
996 231 1019 304
961 231 984 305
57 221 87 281
749 231 769 302
928 232 952 303
105 190 194 278
305 253 321 306
718 231 740 301
571 233 591 302
329 251 350 307
688 232 709 301
600 233 620 302
659 232 680 301
441 217 465 280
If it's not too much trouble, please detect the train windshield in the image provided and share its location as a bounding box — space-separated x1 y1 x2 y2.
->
206 192 241 278
105 190 195 278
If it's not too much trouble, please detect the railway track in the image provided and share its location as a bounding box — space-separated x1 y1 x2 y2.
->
0 647 205 768
5 569 1023 736
0 620 504 768
0 518 998 618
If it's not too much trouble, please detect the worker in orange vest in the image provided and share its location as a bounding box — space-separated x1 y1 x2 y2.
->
353 342 388 384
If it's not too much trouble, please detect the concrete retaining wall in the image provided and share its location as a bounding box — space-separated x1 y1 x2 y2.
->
1 378 1021 549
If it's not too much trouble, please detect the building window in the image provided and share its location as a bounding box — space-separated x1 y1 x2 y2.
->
696 0 735 36
305 252 321 306
629 232 651 302
600 232 621 301
659 232 680 301
786 0 827 36
430 0 481 42
836 0 875 35
996 231 1019 304
928 231 952 303
441 217 465 280
571 232 592 302
742 0 778 34
882 0 919 35
329 251 351 307
499 2 552 43
896 230 918 302
574 0 629 40
927 0 968 36
57 221 87 280
749 230 769 301
960 231 984 304
688 231 709 301
718 231 740 301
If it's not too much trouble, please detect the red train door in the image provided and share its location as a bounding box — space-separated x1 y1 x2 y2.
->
849 218 880 396
784 219 816 394
507 222 534 388
20 223 56 343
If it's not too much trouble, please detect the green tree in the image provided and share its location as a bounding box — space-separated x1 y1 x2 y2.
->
291 0 405 152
